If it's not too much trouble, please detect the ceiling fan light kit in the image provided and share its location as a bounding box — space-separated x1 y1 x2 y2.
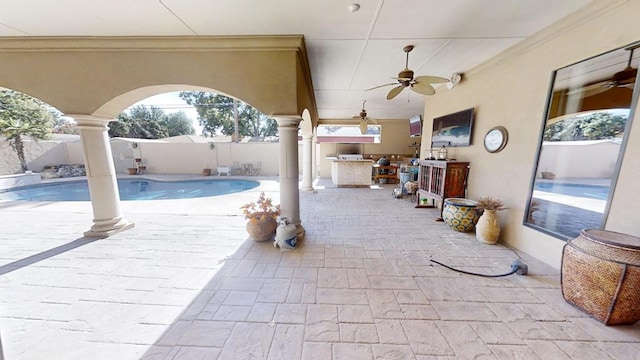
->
352 100 376 135
367 45 449 100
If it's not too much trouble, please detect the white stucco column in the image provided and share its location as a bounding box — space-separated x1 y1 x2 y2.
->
71 114 134 238
274 115 305 239
312 134 318 179
301 134 314 192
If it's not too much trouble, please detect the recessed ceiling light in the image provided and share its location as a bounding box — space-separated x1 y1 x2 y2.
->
348 4 360 12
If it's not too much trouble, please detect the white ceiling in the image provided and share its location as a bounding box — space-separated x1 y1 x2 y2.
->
0 0 593 120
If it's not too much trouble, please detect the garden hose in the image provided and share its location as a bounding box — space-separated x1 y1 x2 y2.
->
430 258 528 277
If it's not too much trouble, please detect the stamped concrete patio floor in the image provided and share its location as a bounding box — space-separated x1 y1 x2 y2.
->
1 177 639 359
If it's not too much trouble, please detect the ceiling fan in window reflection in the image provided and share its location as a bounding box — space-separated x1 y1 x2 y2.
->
576 44 638 97
366 45 449 100
352 100 377 135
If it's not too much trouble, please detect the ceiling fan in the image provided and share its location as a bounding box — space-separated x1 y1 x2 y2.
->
352 100 376 134
366 45 449 100
576 44 638 97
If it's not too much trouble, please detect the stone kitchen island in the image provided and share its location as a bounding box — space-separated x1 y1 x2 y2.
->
330 159 373 187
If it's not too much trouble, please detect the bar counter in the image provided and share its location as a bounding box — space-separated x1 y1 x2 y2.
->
330 159 373 187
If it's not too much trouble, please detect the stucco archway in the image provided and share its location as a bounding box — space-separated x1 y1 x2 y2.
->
0 36 316 238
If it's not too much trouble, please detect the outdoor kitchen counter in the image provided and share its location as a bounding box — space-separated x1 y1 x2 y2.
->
330 159 373 187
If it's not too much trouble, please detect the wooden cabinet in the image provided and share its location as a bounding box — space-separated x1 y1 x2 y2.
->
417 160 470 210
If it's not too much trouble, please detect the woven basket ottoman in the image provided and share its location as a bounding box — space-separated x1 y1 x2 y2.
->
561 229 640 325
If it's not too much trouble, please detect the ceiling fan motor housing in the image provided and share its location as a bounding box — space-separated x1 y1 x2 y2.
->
398 69 414 84
613 67 637 84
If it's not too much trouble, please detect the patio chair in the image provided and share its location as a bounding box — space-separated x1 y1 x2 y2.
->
232 161 242 175
252 161 262 176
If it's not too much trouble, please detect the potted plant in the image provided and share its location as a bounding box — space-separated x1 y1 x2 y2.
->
240 192 280 241
475 196 507 244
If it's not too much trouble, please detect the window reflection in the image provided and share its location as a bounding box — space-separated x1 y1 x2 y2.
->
525 43 639 239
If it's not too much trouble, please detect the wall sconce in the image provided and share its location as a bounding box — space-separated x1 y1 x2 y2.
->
209 143 215 150
132 142 138 149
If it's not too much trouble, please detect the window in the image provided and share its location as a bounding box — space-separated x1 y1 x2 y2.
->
316 124 381 143
524 43 639 239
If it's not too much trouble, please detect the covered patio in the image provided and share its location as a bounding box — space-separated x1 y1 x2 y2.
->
1 177 638 359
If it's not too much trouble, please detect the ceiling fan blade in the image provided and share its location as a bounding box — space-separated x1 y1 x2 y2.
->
411 82 436 95
359 119 368 134
387 85 405 100
365 82 397 91
415 75 449 84
566 81 612 97
583 85 616 97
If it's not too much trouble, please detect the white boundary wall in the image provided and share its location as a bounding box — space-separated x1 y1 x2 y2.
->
1 138 297 176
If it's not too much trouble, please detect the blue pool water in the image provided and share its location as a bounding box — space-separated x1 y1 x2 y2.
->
0 178 259 201
534 181 609 200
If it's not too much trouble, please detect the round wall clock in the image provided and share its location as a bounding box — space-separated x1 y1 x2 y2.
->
483 126 508 153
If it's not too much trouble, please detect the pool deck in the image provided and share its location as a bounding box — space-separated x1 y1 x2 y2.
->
1 175 639 360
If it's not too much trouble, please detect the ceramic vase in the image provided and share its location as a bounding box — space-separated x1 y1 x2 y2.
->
442 198 480 232
476 209 500 244
246 213 277 241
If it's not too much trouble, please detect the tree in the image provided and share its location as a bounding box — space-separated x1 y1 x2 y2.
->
0 91 54 172
108 113 132 138
129 104 165 122
52 117 78 134
109 105 168 139
544 111 627 141
109 104 195 139
159 111 195 137
179 91 278 137
124 105 168 139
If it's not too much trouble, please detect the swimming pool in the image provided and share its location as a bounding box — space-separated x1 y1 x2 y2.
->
0 178 260 201
534 181 610 200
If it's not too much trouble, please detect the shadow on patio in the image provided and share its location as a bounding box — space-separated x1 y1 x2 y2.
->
1 180 639 359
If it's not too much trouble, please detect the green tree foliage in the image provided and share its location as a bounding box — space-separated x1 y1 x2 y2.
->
107 115 131 138
159 111 195 137
109 104 194 139
0 90 55 172
544 112 627 141
179 91 278 137
129 104 165 122
52 117 78 134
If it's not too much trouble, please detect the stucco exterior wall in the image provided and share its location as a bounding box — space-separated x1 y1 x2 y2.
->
2 139 294 177
421 0 640 268
1 139 73 174
537 141 621 179
111 141 294 176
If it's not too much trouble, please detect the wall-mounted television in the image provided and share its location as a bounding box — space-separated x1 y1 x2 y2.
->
431 108 474 147
409 115 422 137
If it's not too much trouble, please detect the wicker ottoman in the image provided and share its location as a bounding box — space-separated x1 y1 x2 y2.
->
561 229 640 325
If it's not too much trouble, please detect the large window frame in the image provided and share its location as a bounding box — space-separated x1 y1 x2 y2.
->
523 42 639 239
